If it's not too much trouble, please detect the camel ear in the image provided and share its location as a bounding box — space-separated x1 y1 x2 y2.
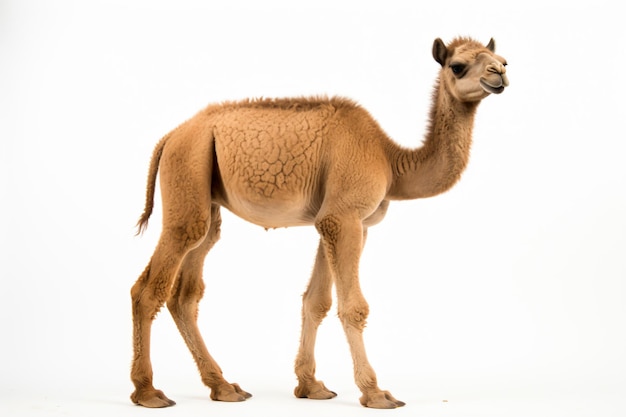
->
486 38 496 52
432 38 447 66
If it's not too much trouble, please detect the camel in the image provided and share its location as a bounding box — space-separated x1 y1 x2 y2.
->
130 36 508 409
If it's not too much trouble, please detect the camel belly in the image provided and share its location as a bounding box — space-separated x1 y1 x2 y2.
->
219 195 317 228
212 110 325 228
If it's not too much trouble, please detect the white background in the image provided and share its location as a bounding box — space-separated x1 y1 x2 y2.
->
1 1 625 416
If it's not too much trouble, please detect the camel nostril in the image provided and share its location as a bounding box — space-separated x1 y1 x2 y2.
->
487 63 506 75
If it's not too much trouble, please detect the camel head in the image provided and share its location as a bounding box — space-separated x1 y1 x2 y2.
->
433 37 509 102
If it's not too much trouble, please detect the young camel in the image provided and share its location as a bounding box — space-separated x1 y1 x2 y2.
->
130 37 508 409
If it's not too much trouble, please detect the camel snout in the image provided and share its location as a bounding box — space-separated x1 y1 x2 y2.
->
487 61 506 75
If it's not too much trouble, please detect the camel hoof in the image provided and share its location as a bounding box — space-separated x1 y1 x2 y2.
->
131 388 176 408
210 382 252 402
360 390 405 409
294 380 337 400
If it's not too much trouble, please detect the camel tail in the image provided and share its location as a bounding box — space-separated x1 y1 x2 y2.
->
135 135 168 235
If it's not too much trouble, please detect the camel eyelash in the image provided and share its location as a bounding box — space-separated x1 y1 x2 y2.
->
449 63 467 77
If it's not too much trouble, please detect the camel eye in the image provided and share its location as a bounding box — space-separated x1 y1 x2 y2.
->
449 64 466 76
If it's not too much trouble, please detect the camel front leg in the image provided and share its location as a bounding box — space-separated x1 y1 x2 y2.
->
316 214 405 409
294 240 337 400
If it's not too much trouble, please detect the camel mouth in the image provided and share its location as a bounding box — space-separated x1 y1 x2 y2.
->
480 79 505 95
480 74 509 94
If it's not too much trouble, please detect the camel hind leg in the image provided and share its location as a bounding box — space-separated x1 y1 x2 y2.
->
130 219 207 407
130 126 241 407
167 204 252 402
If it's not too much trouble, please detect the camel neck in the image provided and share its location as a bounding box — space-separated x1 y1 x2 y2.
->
387 83 479 200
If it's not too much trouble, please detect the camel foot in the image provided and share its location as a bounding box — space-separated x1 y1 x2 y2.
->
131 388 176 408
210 382 252 402
294 380 337 400
360 390 405 409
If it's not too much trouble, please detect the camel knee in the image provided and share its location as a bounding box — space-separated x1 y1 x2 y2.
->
167 280 204 318
338 301 370 331
132 298 162 322
133 216 209 314
131 283 166 320
131 263 172 319
303 296 332 324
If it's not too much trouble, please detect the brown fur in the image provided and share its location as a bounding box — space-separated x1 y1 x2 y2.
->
130 37 508 409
